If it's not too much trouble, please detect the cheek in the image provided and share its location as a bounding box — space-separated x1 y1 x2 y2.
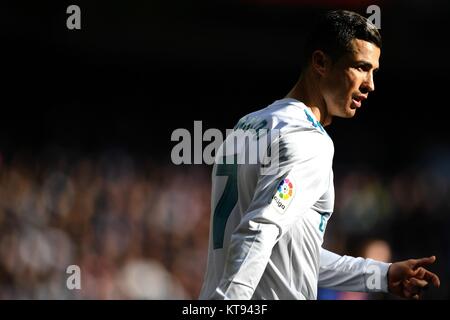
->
322 70 358 107
344 70 359 92
324 73 344 98
348 70 365 93
334 72 358 110
332 71 355 97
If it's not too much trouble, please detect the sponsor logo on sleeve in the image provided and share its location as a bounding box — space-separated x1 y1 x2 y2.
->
271 178 295 213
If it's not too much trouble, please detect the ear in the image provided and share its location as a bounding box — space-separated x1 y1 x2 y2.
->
311 50 331 77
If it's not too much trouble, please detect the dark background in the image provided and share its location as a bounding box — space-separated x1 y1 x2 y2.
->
1 0 449 299
3 0 450 165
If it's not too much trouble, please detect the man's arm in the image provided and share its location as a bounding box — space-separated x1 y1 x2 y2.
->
318 248 390 293
319 248 441 299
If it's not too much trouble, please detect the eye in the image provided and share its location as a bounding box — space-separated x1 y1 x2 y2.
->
356 65 368 72
355 63 373 72
353 65 364 72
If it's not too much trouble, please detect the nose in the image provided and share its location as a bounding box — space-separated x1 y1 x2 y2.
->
360 72 375 94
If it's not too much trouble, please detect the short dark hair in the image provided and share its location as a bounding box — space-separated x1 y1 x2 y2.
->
302 10 381 68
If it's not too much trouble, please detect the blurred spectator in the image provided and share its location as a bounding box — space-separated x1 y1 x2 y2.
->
0 145 448 299
0 149 210 299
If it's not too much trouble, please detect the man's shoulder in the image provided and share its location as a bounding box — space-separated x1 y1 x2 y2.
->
236 98 314 131
233 98 333 156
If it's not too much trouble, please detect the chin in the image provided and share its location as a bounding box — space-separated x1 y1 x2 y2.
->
337 107 356 118
347 109 357 117
345 105 357 117
331 104 356 118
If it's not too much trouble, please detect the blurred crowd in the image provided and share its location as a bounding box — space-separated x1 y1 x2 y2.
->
0 146 449 299
0 149 210 299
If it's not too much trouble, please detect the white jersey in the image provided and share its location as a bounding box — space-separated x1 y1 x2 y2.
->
199 98 390 300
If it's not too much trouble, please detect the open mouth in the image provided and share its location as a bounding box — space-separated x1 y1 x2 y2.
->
352 97 362 108
351 95 366 108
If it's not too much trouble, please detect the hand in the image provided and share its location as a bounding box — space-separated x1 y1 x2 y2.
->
387 256 440 300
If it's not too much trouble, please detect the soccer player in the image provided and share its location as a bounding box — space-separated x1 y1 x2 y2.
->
199 10 440 300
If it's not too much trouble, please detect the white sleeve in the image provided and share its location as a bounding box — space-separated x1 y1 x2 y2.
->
213 132 332 299
318 248 391 293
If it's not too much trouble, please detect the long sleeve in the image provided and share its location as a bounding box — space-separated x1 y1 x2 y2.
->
318 248 391 293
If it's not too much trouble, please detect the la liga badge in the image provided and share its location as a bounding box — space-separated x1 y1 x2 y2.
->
271 177 295 213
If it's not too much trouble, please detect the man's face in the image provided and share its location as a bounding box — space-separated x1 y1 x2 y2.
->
320 39 380 118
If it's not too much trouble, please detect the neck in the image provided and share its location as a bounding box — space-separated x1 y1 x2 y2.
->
285 71 332 127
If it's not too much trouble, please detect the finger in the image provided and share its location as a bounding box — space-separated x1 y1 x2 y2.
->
412 266 441 288
403 279 423 295
408 277 429 289
422 269 441 288
412 267 426 279
403 280 427 300
410 256 436 269
413 267 441 287
402 286 422 300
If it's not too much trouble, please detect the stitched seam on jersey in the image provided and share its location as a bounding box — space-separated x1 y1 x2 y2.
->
227 280 254 290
